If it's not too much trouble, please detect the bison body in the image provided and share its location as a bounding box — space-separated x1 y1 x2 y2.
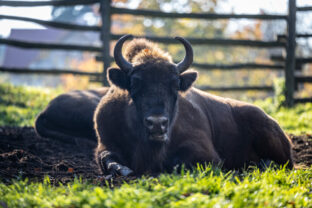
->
95 86 292 175
35 88 108 143
35 35 293 176
94 35 293 176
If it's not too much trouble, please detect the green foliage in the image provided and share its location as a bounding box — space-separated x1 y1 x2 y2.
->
0 166 311 208
273 78 286 108
0 83 62 126
253 98 312 135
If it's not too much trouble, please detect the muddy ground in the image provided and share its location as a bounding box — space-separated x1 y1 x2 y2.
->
0 126 311 184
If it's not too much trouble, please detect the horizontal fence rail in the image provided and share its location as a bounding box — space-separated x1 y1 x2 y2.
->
192 62 284 70
294 97 312 103
278 34 312 40
0 0 99 7
111 7 288 20
297 6 312 12
0 38 102 52
197 85 274 91
295 75 312 83
271 55 312 64
81 75 275 91
111 34 286 47
295 34 312 38
95 56 284 70
0 67 101 76
0 15 100 32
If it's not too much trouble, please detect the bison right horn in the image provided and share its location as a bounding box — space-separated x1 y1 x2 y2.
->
175 37 193 73
114 34 133 73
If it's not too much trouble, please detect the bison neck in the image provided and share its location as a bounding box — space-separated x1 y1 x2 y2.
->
131 140 168 174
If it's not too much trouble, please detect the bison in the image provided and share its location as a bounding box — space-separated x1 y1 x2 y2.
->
35 34 293 177
94 35 293 176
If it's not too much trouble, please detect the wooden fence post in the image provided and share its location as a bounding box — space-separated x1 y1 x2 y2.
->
285 0 296 107
100 0 111 86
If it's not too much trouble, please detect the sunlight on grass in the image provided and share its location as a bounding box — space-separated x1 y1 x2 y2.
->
0 166 311 208
0 83 62 126
254 98 312 135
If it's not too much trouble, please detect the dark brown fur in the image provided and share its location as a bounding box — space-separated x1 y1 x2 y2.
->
94 38 293 175
35 88 108 143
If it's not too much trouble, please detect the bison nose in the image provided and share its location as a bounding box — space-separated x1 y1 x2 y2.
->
144 116 168 133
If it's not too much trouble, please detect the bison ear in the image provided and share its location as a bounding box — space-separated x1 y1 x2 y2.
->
179 71 197 91
108 67 129 90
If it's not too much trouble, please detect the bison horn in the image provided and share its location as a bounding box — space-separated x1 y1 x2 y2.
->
114 34 133 73
175 37 193 73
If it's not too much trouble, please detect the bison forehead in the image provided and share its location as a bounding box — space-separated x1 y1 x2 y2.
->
132 61 178 80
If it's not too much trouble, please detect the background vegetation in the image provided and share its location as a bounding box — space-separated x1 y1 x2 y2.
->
2 0 312 98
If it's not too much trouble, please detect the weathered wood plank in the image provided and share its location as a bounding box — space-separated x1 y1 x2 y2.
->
111 34 286 47
0 67 102 76
192 63 284 70
285 0 296 107
297 6 312 12
100 0 112 86
111 7 288 20
0 38 102 52
0 0 99 7
294 98 312 103
295 76 312 83
0 15 100 31
95 55 284 70
197 85 274 91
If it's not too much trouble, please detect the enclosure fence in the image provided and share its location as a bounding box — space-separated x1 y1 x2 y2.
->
0 0 311 106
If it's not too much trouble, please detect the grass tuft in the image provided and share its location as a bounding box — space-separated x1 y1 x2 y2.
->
0 166 311 208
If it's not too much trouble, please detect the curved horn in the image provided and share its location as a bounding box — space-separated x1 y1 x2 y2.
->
114 34 133 73
175 37 193 73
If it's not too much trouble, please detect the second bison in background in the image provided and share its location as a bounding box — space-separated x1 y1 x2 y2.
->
94 35 293 176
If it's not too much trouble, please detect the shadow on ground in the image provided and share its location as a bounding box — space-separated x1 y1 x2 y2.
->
0 126 311 184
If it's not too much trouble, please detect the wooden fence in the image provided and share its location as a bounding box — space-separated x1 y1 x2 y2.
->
0 0 311 106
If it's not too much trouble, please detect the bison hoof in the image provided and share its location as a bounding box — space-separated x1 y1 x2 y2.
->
107 162 134 177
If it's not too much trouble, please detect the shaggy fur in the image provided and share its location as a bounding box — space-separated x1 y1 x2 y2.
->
35 88 108 143
94 38 293 176
125 38 172 65
34 37 293 176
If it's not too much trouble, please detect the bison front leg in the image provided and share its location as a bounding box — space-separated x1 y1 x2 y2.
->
165 140 222 172
96 149 133 177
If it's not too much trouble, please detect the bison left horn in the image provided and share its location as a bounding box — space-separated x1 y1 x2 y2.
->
114 34 134 73
175 37 193 73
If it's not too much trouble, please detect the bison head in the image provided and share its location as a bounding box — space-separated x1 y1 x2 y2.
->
108 35 197 143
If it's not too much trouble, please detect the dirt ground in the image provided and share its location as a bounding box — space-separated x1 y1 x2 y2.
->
0 126 311 184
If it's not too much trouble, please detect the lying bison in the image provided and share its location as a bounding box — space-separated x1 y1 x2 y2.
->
35 35 293 176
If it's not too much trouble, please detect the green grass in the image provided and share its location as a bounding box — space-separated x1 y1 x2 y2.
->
0 83 62 126
254 98 312 135
0 166 311 208
1 83 311 135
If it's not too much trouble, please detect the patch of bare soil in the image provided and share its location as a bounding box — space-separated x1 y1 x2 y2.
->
0 127 311 184
291 134 312 167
